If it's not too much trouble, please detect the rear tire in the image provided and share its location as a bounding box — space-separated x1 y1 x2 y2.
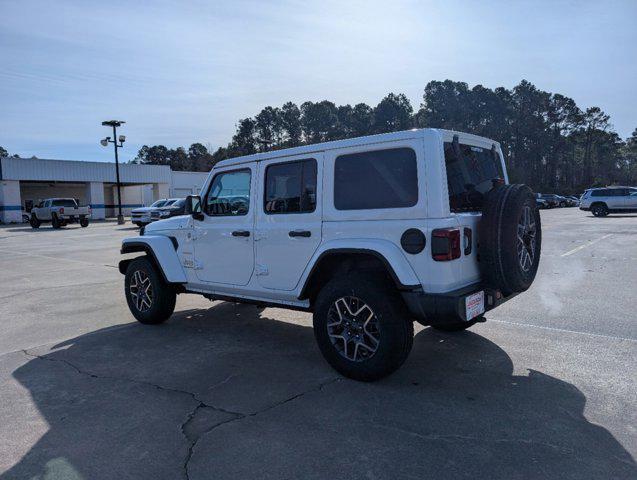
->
29 215 41 229
80 217 89 227
124 257 176 325
313 274 413 382
51 214 61 229
591 203 609 217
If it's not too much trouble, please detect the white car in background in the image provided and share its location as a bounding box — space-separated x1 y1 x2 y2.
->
131 199 178 227
579 186 637 217
30 198 91 228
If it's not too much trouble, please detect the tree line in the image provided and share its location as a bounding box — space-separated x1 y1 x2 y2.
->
4 79 635 194
133 79 637 194
0 146 37 159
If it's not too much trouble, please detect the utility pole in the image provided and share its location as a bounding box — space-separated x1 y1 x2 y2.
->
100 120 126 224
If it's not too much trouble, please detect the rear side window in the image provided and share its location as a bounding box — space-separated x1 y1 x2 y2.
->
444 142 504 212
591 189 626 197
334 148 417 210
264 159 317 214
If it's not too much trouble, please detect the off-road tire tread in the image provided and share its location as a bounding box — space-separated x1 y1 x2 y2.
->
125 256 176 325
313 274 413 382
479 184 542 295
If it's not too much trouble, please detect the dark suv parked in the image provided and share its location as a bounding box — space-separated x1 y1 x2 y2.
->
154 198 186 220
537 194 560 208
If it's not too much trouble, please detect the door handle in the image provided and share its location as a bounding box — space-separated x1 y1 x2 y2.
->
232 230 250 237
289 230 311 238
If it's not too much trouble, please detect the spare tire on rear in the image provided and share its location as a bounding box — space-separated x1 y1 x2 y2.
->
479 184 541 295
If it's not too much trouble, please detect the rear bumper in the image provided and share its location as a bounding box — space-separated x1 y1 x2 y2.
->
579 206 590 211
401 283 518 325
59 214 91 220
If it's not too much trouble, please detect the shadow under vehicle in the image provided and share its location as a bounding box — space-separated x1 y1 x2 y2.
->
4 303 635 480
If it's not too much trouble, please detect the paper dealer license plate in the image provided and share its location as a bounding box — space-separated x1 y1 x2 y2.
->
465 291 485 320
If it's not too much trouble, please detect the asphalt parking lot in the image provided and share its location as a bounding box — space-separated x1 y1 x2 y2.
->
0 208 635 480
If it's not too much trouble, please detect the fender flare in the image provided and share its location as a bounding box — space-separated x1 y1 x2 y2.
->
297 239 421 299
119 236 187 284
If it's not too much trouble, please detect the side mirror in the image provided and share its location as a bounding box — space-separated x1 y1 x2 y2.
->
185 195 203 220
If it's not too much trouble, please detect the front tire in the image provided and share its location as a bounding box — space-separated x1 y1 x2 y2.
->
313 275 413 382
124 257 176 325
29 215 41 229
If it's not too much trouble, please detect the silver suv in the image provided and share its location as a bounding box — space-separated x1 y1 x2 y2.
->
579 187 637 217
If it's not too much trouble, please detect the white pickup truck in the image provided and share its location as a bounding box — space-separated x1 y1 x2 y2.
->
30 198 91 229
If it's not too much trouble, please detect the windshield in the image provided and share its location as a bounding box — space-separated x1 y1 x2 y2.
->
444 141 504 212
150 200 167 207
172 199 185 207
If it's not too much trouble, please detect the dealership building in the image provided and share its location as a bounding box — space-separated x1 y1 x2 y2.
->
0 156 209 223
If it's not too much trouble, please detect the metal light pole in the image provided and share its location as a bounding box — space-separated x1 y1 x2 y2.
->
100 120 126 224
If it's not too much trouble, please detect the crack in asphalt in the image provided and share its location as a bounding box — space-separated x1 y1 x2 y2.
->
21 348 340 480
181 376 339 480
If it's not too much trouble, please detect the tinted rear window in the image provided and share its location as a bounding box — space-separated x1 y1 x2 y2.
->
334 148 417 210
444 142 504 212
52 199 77 207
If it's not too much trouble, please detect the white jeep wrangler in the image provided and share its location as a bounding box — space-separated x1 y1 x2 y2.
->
119 129 541 381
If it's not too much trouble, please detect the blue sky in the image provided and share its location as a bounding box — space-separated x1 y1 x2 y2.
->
1 0 636 162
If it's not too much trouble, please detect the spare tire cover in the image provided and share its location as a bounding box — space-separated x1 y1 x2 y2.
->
479 184 542 295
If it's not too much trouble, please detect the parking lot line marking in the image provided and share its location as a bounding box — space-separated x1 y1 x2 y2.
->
561 234 613 257
5 249 117 268
488 319 636 343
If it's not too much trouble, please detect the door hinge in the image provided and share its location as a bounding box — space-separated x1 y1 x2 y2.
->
255 264 269 276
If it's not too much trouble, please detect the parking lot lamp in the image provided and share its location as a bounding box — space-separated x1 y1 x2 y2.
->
101 120 126 224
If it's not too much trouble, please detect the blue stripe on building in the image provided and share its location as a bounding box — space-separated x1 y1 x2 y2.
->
90 204 143 209
1 204 143 211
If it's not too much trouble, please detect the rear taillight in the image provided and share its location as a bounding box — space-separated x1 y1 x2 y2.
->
432 228 461 261
59 207 64 214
